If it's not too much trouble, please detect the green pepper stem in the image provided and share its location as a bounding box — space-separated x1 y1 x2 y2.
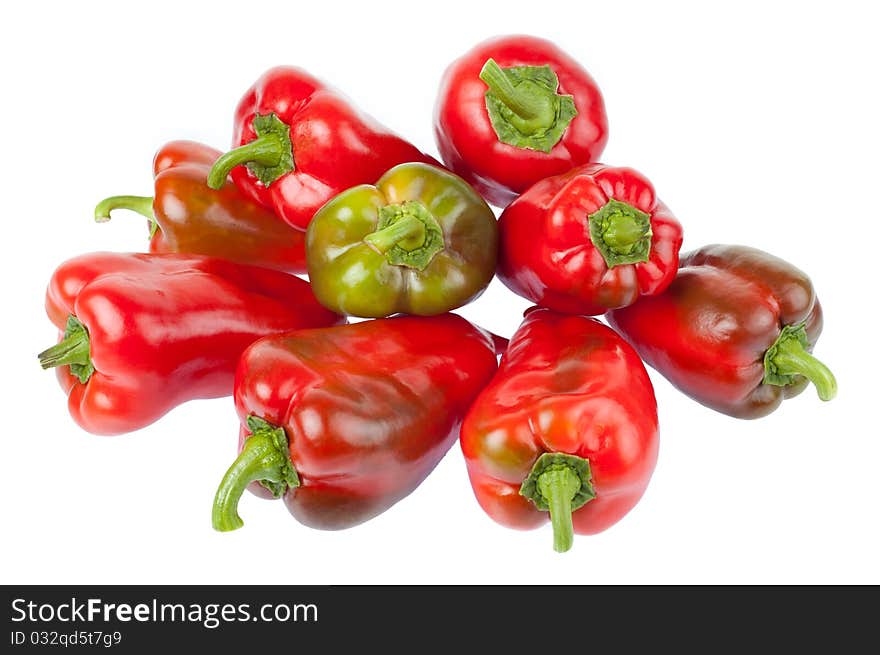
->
603 213 647 251
212 421 299 532
519 452 595 553
480 58 549 122
481 61 577 152
38 329 90 370
770 336 837 401
207 134 285 190
362 201 445 271
94 195 155 222
364 215 426 253
536 467 582 553
589 199 653 268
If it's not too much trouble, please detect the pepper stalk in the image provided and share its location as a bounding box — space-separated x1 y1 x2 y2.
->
763 324 837 400
212 416 300 532
94 195 159 237
37 315 95 384
480 58 578 153
207 113 294 189
520 452 596 553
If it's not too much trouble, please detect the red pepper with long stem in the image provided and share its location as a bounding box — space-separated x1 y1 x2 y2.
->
434 35 608 207
38 252 342 435
94 140 308 273
498 163 683 315
206 67 437 230
212 314 499 532
607 244 837 419
460 308 659 553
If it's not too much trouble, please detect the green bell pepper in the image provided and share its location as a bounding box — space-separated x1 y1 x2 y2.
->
305 163 498 317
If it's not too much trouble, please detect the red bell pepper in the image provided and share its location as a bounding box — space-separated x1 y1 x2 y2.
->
94 141 308 273
434 35 608 207
460 308 659 552
211 314 499 532
206 66 436 230
498 163 683 315
607 244 837 419
38 253 342 435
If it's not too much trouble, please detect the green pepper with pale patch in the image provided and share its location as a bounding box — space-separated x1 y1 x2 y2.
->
305 163 498 317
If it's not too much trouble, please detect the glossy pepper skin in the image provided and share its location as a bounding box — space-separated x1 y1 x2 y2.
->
94 141 308 273
306 162 498 317
211 314 499 532
607 245 837 419
461 308 658 552
207 67 437 230
435 35 608 207
498 163 683 315
38 253 342 435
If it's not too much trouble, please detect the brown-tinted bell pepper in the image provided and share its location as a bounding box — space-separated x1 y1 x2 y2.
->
211 314 499 531
94 141 307 273
607 244 837 419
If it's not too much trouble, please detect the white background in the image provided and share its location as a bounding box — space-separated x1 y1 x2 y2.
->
1 0 877 584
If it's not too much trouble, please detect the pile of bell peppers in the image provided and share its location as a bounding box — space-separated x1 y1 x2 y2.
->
38 34 836 553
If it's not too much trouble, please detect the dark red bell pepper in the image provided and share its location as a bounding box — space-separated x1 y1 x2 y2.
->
498 163 683 315
460 308 659 552
434 35 608 207
607 244 837 419
94 140 308 273
206 67 437 230
211 314 499 532
38 253 342 435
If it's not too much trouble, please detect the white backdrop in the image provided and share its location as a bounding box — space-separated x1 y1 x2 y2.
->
2 0 876 584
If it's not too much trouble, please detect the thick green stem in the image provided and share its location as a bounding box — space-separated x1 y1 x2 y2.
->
38 331 90 369
207 113 294 190
480 58 552 123
207 135 284 189
519 452 595 554
480 59 578 153
37 316 95 384
589 199 653 267
94 195 158 237
536 467 582 553
764 325 837 401
212 416 299 532
363 201 444 270
364 215 426 253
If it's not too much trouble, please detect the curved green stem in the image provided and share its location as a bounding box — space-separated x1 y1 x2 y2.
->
207 135 283 189
364 215 425 253
764 325 837 401
94 195 155 222
480 58 550 122
363 200 444 270
519 452 595 553
212 416 299 532
207 113 294 190
37 316 95 384
94 195 158 237
480 59 578 153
